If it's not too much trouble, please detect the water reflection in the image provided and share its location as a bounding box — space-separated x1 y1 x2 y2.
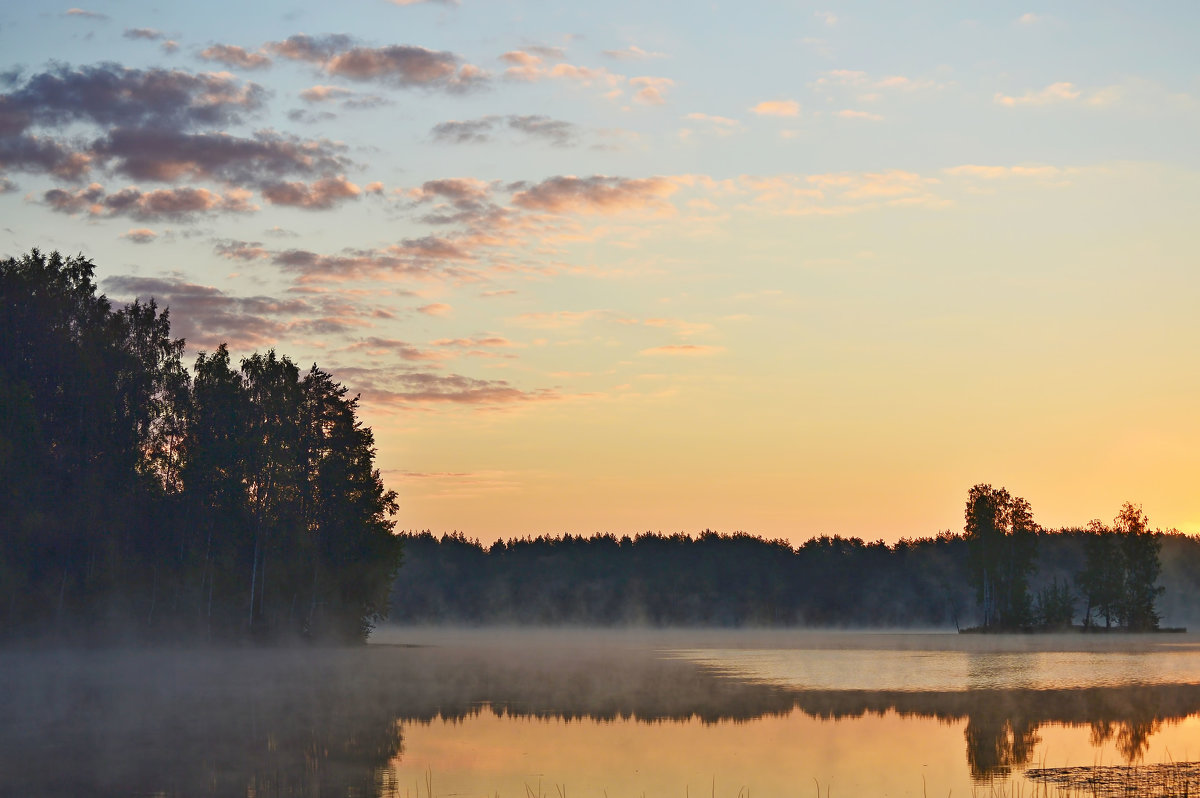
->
3 637 1200 796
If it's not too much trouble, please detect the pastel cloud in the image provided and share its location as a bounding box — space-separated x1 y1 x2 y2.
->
267 34 487 92
511 175 678 214
994 82 1081 106
640 344 726 356
0 65 265 132
630 76 674 105
124 28 165 41
944 164 1062 180
501 51 623 90
362 374 559 405
0 65 355 191
814 70 947 95
602 45 666 60
92 128 352 185
120 228 157 243
199 44 272 70
268 239 477 284
418 302 453 316
343 337 444 360
835 109 884 121
430 115 578 146
432 336 512 348
751 100 800 117
102 274 316 350
735 169 947 214
260 175 362 209
65 8 108 20
511 309 634 329
684 113 741 130
43 183 257 221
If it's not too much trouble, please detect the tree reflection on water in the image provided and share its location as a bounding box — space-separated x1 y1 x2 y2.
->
1 642 1195 795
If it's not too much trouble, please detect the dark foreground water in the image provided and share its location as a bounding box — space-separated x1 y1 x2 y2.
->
4 629 1200 797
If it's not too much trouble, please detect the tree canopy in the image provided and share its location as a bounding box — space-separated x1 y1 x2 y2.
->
0 250 402 642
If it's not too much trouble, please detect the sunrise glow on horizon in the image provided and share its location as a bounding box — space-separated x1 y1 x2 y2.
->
3 2 1198 545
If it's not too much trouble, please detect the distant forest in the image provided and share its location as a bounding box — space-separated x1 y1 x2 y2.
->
0 250 402 642
390 519 1200 629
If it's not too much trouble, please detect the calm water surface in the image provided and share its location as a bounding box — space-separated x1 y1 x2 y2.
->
5 629 1200 797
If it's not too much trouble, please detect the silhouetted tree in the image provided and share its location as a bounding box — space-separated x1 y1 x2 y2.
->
1078 519 1123 629
0 250 400 642
1114 503 1163 630
1033 577 1074 628
964 484 1038 628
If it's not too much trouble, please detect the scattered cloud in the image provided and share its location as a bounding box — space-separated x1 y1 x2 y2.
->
430 115 578 146
751 100 800 117
734 169 949 214
630 76 674 105
814 70 948 96
120 228 157 243
43 183 258 221
602 44 666 60
102 274 315 350
432 336 513 348
267 240 476 284
994 82 1080 106
1017 12 1040 25
267 34 487 92
944 164 1063 180
260 175 362 209
510 309 634 329
0 64 360 191
342 337 443 360
680 113 743 140
300 85 355 102
0 65 266 132
65 8 108 20
815 11 838 26
199 44 272 70
511 175 678 214
362 372 559 405
640 344 726 356
501 51 623 90
430 118 494 144
124 28 165 41
92 128 353 185
418 302 453 316
834 109 884 121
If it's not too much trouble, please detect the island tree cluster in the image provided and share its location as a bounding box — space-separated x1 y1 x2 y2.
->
0 250 402 642
964 484 1166 631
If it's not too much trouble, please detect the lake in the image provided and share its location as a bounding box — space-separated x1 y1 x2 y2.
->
4 628 1200 797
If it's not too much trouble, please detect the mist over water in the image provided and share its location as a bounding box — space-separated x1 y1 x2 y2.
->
4 628 1200 796
667 633 1200 691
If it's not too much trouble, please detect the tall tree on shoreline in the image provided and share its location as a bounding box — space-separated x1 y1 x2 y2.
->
1078 519 1123 629
964 484 1038 628
1114 503 1164 631
0 250 401 643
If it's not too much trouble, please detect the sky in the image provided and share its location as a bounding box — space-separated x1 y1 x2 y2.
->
2 1 1199 545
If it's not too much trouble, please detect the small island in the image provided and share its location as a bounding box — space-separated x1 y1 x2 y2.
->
958 484 1178 634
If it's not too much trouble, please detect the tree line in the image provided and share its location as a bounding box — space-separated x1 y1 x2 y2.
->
0 250 402 642
390 487 1180 629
